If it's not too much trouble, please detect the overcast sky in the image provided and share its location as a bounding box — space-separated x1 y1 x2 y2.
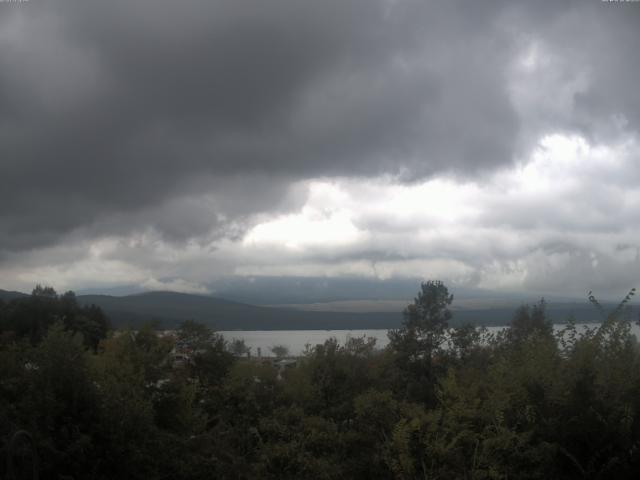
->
1 0 639 298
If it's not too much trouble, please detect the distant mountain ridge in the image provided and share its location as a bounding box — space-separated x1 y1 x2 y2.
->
0 289 29 302
75 276 589 305
75 291 404 330
1 288 626 330
67 292 628 329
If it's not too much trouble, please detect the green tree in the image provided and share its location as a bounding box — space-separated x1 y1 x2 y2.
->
177 319 215 350
387 280 453 403
270 344 289 358
229 338 251 357
27 323 100 478
176 320 235 387
0 286 109 349
91 327 167 479
508 298 552 344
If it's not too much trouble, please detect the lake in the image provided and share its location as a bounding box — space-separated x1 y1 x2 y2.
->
219 323 640 357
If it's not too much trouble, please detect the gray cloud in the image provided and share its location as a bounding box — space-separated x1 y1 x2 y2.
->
0 0 526 252
1 0 639 296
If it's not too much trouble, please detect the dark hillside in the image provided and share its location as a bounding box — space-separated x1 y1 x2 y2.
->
77 291 404 330
73 291 617 329
0 289 29 302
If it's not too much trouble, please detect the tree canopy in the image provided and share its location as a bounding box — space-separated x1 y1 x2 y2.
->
1 282 640 479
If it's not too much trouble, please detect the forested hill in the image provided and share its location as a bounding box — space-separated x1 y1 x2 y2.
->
75 291 404 330
0 289 28 302
75 291 611 330
1 289 615 330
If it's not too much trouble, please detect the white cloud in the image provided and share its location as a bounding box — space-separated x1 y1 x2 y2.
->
232 133 640 295
245 210 361 249
1 132 639 298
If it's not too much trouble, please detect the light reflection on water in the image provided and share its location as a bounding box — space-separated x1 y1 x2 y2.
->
219 323 640 357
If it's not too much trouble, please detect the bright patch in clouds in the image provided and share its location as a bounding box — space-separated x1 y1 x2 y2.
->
1 133 639 297
244 208 362 250
242 181 363 250
234 133 640 294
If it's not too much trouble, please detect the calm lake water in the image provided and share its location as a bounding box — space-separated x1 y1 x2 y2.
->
219 323 640 357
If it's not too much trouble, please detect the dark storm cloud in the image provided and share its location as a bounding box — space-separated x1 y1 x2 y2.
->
0 0 520 251
504 2 640 151
0 0 638 254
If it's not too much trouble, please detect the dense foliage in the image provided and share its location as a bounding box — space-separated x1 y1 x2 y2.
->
1 282 640 479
